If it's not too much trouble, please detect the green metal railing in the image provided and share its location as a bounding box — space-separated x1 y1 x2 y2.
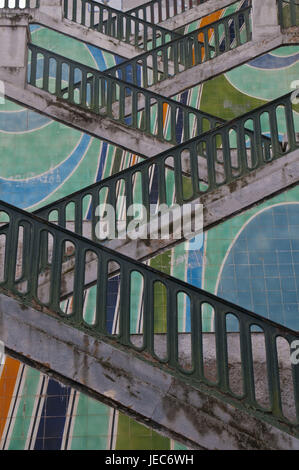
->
35 92 298 244
63 0 181 51
0 0 39 7
128 0 209 24
105 6 252 89
62 1 252 89
1 0 299 441
1 199 299 436
27 43 223 145
278 0 299 27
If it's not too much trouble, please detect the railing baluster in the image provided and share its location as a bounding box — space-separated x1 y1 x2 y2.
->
29 45 37 86
74 198 83 236
173 151 184 204
191 296 204 380
94 253 108 335
42 53 49 92
55 58 63 98
63 0 68 20
239 319 256 406
81 0 86 26
90 2 94 28
264 329 284 419
49 234 63 312
284 98 297 151
290 0 297 25
72 246 86 324
119 264 131 346
72 0 77 22
5 215 19 288
244 7 252 42
167 284 178 367
214 305 230 392
157 158 167 206
142 274 155 355
98 3 103 32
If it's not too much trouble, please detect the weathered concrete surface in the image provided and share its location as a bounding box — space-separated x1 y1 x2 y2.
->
252 0 281 41
31 148 299 301
2 80 172 157
0 291 299 449
0 15 30 86
122 0 148 11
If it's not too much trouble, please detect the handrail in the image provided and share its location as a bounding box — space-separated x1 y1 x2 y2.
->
35 92 296 245
63 0 181 51
127 0 209 24
105 6 252 89
27 43 223 145
277 0 299 27
1 199 299 436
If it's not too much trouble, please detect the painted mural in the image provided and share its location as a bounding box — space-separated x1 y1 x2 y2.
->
0 1 298 450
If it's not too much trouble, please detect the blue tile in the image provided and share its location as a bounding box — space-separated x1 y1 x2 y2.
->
288 226 299 239
252 291 267 305
258 212 273 226
291 240 299 250
237 291 253 309
266 277 281 291
268 292 282 305
219 278 237 292
278 264 294 276
249 251 263 265
275 239 291 251
233 239 248 252
274 213 288 226
236 277 250 292
252 304 268 317
281 277 296 292
275 205 287 215
235 264 250 279
250 265 265 278
264 264 280 277
268 305 284 323
273 226 291 239
285 316 299 330
263 251 278 264
278 251 293 264
287 210 299 225
220 264 235 280
222 290 239 304
251 277 266 293
234 251 249 265
218 204 299 325
282 291 298 304
284 303 299 315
